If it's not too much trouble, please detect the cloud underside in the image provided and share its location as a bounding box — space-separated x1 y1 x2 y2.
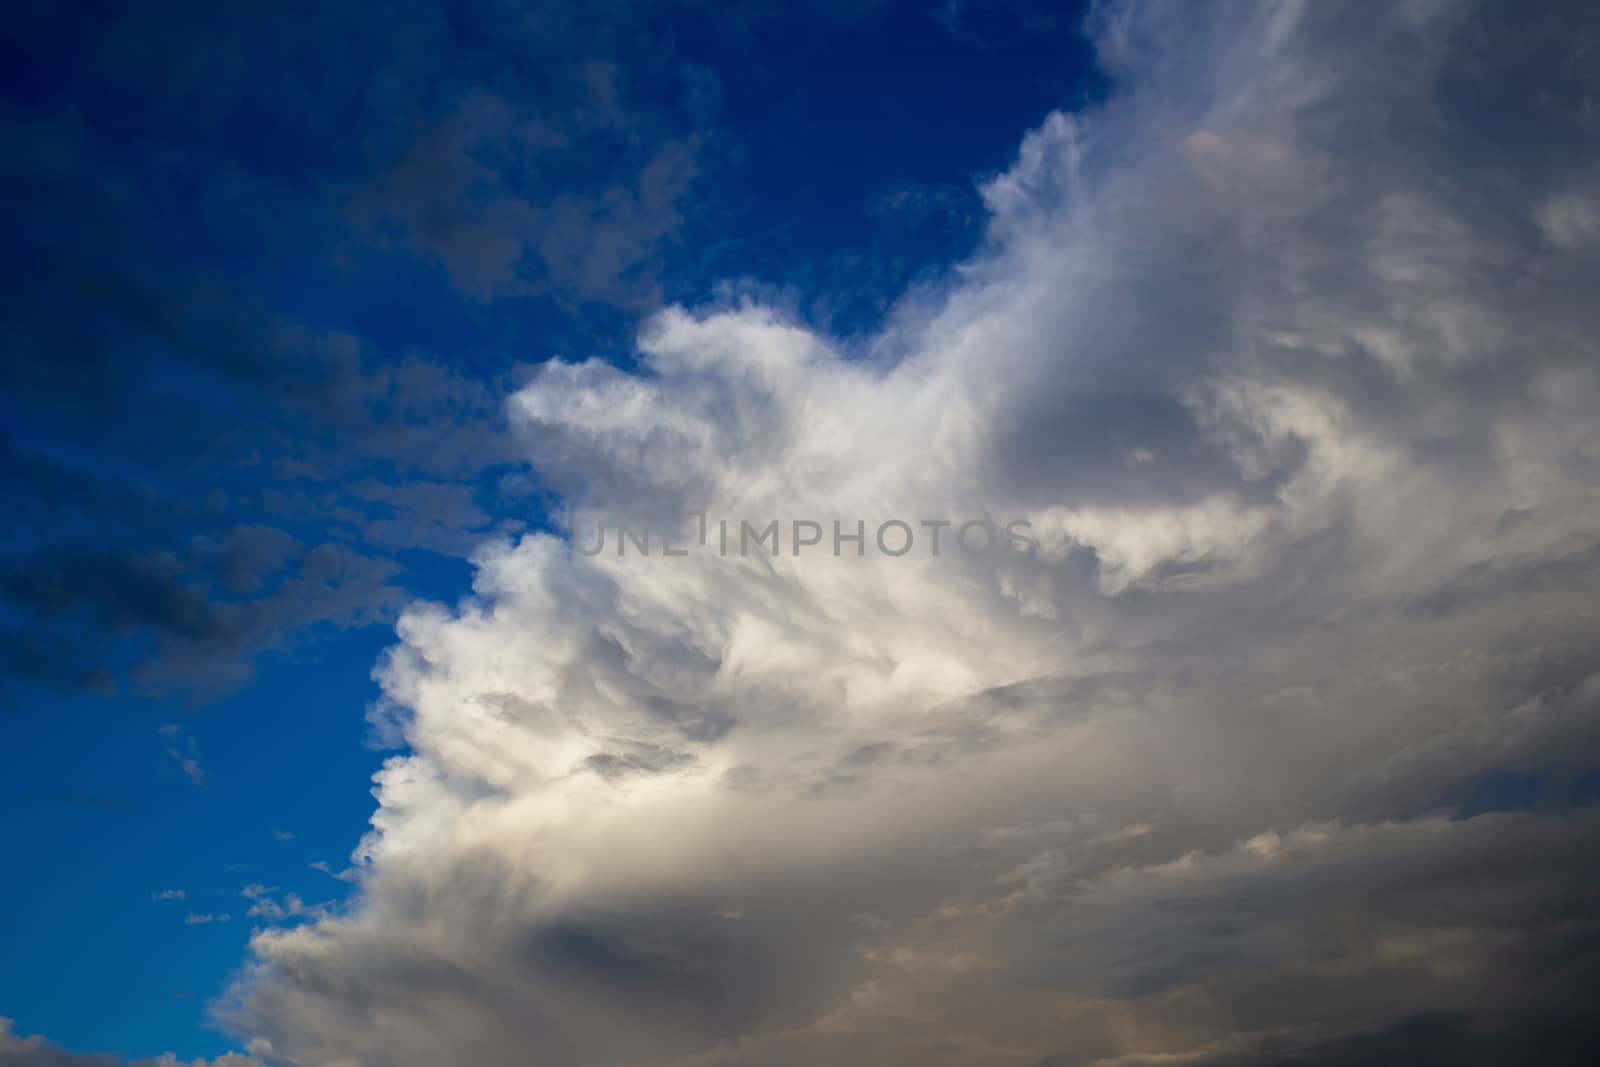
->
0 1019 255 1067
216 2 1600 1065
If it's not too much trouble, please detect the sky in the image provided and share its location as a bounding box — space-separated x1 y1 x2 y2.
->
2 1 1599 1065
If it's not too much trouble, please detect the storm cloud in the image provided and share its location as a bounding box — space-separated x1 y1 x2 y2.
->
195 2 1600 1065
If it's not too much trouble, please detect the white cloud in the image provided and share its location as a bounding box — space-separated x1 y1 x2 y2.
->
244 891 331 924
160 726 206 789
308 860 358 883
221 2 1600 1065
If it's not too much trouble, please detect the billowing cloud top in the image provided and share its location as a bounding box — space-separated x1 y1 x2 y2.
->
220 2 1600 1064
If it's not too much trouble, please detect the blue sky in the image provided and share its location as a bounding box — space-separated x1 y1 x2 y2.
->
5 2 1600 1066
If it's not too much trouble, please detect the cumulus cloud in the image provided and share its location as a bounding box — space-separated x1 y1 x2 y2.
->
220 2 1600 1064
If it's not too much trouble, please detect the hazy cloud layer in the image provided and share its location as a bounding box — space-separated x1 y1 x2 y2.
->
0 1019 256 1067
207 2 1600 1064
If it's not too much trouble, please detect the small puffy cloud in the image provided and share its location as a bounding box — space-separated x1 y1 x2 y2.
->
245 892 330 924
308 861 358 883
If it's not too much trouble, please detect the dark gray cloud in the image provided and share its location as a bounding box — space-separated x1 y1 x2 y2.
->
0 526 407 699
0 0 719 701
352 92 704 306
0 1018 255 1067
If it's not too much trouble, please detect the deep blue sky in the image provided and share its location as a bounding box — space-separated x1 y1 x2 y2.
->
0 0 1099 1057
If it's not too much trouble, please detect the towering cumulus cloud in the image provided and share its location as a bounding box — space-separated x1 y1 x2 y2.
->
225 2 1600 1064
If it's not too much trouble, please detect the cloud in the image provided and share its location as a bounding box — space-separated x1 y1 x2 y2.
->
243 891 331 925
215 1 1600 1064
0 0 679 702
153 890 186 902
240 883 333 925
352 90 702 306
308 861 359 884
0 451 415 701
160 728 207 790
166 753 205 790
0 1018 257 1067
184 914 231 926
